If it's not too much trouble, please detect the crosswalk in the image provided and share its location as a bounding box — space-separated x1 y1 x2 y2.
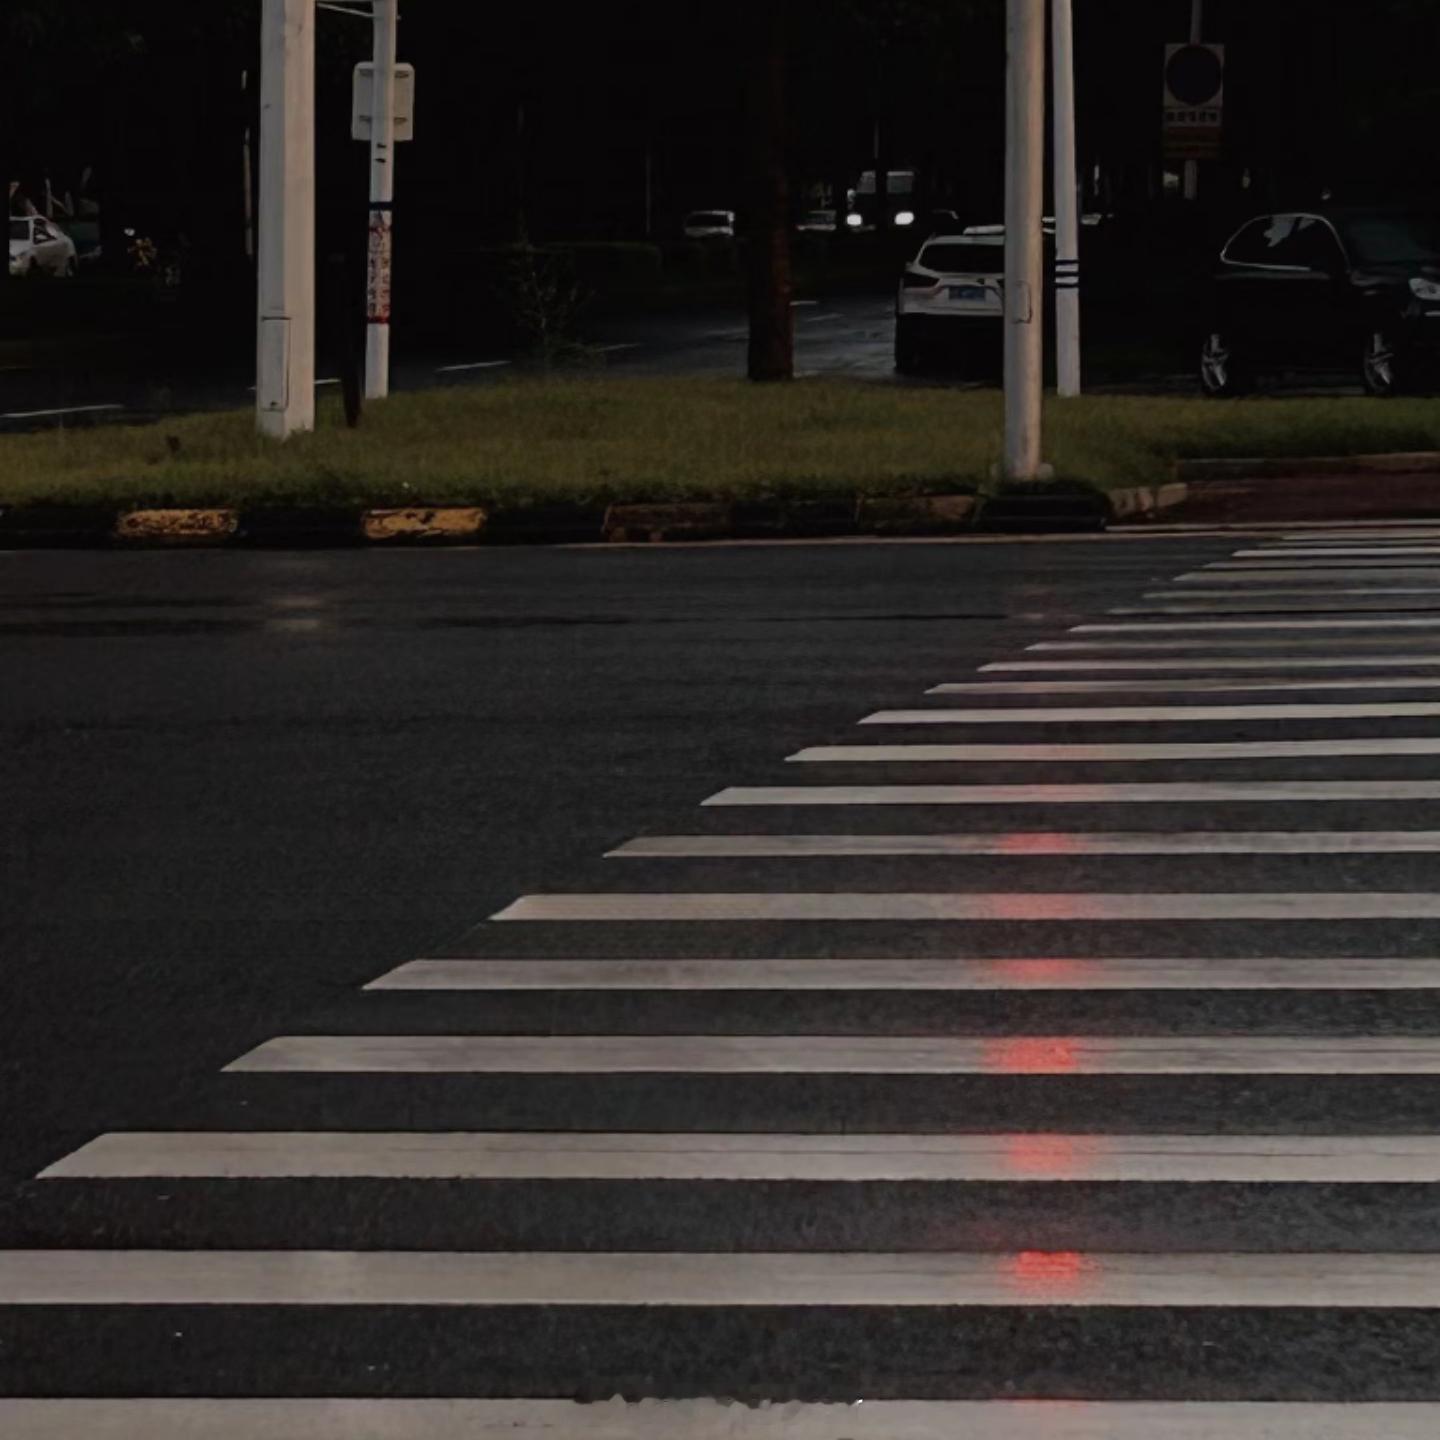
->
12 524 1440 1432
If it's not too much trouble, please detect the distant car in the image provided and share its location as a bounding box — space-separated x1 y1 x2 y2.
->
796 209 837 233
1202 207 1440 397
683 209 736 240
9 215 78 277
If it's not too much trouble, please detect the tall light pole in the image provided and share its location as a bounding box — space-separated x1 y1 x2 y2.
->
365 0 398 399
1003 0 1046 479
1184 0 1203 201
256 0 316 439
1052 0 1081 397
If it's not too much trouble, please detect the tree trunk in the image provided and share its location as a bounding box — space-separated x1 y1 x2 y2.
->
745 0 792 382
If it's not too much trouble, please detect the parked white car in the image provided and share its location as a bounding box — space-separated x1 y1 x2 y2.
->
9 216 78 277
683 209 736 240
894 233 1007 374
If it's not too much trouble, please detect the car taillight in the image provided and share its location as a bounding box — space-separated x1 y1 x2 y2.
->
902 269 937 289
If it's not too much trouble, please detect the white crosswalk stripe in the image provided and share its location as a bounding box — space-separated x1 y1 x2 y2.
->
489 891 1440 922
366 955 1440 991
931 675 1440 693
705 781 1440 804
20 535 1440 1421
792 740 1440 760
610 830 1440 855
9 1248 1440 1306
860 701 1440 723
1 1400 1437 1440
49 1131 1440 1181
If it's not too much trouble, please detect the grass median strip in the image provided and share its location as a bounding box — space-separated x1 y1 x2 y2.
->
3 376 1440 511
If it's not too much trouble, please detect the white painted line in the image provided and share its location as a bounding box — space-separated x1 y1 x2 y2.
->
0 402 124 420
861 702 1440 724
1128 593 1440 604
3 1401 1438 1440
1236 548 1440 558
489 891 1440 924
794 739 1440 761
368 955 1440 992
931 677 1440 695
705 781 1440 805
1029 637 1440 651
1076 618 1440 633
1147 588 1440 599
435 359 511 372
790 299 819 306
983 655 1440 672
1281 531 1440 542
224 1031 1440 1077
596 342 642 353
1182 569 1440 581
15 1248 1440 1306
611 831 1440 857
801 312 844 322
44 1131 1440 1183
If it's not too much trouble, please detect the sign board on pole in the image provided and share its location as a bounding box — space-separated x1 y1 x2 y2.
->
352 62 415 142
1163 43 1223 162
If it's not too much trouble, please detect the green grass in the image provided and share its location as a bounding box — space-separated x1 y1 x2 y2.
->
3 376 1439 510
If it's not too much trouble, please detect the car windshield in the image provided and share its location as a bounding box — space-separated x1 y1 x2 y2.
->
688 213 730 226
9 219 30 242
1340 214 1440 267
917 240 1002 273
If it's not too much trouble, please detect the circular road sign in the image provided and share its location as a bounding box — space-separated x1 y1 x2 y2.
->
1166 44 1224 106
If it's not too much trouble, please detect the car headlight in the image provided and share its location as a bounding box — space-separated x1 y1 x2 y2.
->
845 213 863 228
1410 277 1440 302
894 211 915 226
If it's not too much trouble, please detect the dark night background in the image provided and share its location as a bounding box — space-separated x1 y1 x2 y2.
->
5 0 1440 356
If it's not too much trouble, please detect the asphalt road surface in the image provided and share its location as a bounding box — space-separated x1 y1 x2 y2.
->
11 527 1440 1433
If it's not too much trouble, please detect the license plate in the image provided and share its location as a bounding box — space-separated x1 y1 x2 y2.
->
949 285 990 302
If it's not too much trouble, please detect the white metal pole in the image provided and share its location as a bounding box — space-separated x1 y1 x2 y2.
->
1183 0 1203 201
1052 0 1081 397
365 0 398 400
1003 0 1046 479
241 70 255 262
256 0 316 440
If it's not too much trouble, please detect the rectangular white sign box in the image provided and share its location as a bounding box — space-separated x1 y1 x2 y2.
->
352 62 415 142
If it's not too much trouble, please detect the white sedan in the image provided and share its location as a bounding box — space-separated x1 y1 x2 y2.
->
9 216 78 277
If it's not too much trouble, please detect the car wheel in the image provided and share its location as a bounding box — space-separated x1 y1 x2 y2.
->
1199 331 1250 397
1362 330 1404 397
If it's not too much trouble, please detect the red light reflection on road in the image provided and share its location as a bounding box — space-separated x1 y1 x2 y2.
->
983 1037 1082 1074
975 894 1107 920
1005 1133 1103 1178
989 958 1099 987
993 832 1078 855
1005 1249 1098 1297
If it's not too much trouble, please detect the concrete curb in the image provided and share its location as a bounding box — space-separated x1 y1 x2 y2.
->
0 486 1205 547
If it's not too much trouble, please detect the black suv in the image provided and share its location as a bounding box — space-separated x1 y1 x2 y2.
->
1201 208 1440 396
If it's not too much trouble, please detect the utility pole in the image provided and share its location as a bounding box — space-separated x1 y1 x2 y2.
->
256 0 316 440
241 70 255 262
1003 0 1045 479
1052 0 1081 397
1184 0 1203 201
365 0 398 400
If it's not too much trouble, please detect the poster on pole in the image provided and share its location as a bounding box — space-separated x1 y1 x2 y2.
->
352 63 415 142
1163 43 1224 161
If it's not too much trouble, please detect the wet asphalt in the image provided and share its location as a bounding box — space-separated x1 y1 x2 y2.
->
9 531 1440 1403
